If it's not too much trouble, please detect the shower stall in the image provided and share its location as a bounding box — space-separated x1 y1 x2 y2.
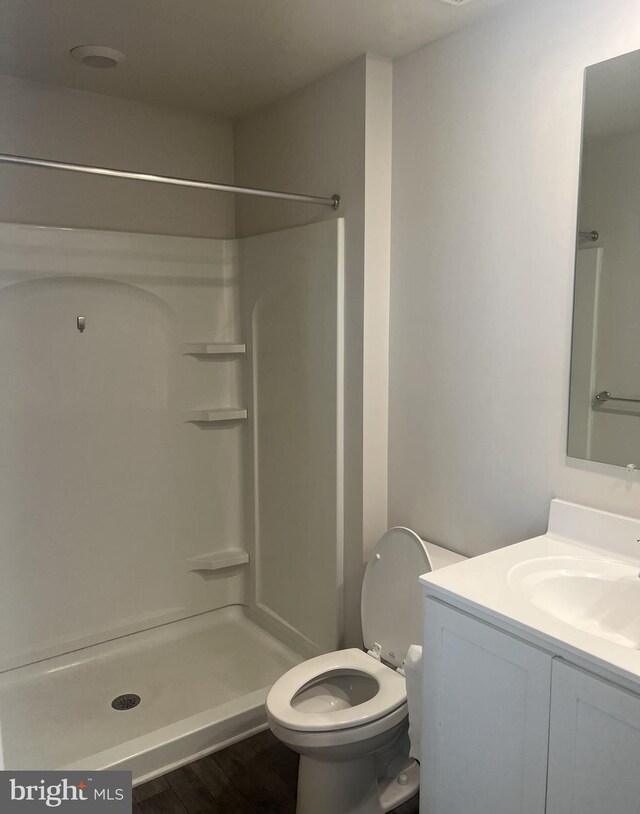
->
0 162 345 781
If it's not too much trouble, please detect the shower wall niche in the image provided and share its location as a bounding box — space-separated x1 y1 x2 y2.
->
0 219 344 675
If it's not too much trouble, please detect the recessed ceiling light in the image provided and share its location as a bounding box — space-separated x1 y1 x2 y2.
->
438 0 475 5
69 45 126 69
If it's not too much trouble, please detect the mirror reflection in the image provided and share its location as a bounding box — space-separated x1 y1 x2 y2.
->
568 48 640 469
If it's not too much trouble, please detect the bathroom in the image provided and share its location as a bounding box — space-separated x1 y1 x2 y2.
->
0 0 639 812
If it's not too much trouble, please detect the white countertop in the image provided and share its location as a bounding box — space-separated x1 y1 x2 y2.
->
420 500 640 689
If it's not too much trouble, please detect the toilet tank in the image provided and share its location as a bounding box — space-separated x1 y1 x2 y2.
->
423 540 467 571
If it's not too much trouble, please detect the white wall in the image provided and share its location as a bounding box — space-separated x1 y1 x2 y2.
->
0 74 235 237
390 0 640 558
362 57 393 559
234 55 392 646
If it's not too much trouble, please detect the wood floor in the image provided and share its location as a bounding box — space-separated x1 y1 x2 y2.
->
134 729 419 814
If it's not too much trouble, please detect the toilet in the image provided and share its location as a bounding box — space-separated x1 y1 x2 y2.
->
266 527 466 814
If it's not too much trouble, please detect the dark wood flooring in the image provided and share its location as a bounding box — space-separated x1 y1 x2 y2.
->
134 729 419 814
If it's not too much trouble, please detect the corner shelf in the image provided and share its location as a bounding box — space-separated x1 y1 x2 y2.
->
181 343 246 356
184 408 247 424
187 548 249 572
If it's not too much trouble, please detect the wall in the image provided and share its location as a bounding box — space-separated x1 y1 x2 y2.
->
362 57 393 559
389 0 640 559
0 74 235 237
234 54 392 646
578 129 640 466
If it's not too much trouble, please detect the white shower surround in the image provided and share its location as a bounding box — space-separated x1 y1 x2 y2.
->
0 218 345 775
0 222 246 671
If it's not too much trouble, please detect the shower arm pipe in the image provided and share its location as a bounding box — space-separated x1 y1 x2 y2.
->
0 152 341 211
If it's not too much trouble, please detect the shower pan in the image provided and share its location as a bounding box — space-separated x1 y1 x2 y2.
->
0 216 344 782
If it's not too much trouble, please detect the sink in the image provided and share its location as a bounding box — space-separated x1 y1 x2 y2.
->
508 556 640 649
421 501 640 680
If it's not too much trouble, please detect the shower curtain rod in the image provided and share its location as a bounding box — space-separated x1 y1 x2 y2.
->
0 152 341 210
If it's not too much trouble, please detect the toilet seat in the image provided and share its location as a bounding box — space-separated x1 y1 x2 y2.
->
266 648 406 732
361 527 432 669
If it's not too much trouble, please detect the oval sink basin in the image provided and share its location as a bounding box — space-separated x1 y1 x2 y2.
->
508 556 640 648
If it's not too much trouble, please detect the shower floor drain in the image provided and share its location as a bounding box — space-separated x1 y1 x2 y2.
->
111 694 141 711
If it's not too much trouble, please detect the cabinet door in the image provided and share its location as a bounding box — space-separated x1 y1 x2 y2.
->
547 660 640 814
422 599 552 814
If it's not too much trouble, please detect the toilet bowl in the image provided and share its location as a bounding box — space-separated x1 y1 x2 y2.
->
267 527 465 814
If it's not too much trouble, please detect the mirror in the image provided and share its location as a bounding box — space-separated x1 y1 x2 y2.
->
568 48 640 469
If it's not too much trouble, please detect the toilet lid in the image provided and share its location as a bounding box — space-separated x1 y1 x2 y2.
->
361 527 432 669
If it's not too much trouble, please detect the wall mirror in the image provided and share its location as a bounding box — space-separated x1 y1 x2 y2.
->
568 48 640 469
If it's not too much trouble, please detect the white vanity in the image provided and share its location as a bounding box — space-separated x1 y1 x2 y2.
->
420 500 640 814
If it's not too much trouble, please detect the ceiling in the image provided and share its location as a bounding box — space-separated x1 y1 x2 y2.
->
0 0 511 120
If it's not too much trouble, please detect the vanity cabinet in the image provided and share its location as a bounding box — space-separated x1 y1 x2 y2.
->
422 599 640 814
547 660 640 814
422 599 552 814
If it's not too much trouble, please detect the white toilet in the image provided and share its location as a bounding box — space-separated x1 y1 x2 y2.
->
266 527 465 814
